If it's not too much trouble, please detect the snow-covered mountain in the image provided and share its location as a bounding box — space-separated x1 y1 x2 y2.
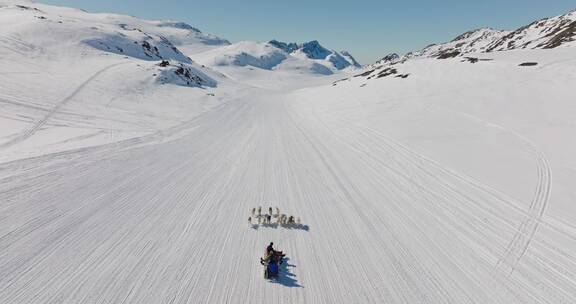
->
0 0 358 82
487 10 576 51
340 50 361 67
366 53 401 69
193 39 360 75
0 0 226 87
271 39 361 69
368 9 576 66
413 28 510 59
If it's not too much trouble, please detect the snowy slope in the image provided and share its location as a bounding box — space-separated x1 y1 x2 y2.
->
299 47 576 303
148 21 230 54
1 1 576 304
0 0 233 162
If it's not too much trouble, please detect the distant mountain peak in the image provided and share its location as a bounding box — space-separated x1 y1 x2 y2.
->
451 27 497 42
298 40 331 59
156 21 202 33
267 39 360 70
341 50 361 67
379 53 400 63
364 53 401 69
269 40 298 53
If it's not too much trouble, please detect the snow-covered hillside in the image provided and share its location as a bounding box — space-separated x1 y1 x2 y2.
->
1 1 576 304
0 0 241 162
300 46 576 303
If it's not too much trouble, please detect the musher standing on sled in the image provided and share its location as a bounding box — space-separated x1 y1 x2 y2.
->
261 242 285 279
266 242 274 254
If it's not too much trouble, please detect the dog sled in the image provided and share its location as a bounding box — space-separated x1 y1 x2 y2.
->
260 250 285 279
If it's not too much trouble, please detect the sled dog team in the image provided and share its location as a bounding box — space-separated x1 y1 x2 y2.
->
248 206 301 226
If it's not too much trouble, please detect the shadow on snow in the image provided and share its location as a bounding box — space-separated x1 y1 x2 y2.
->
273 257 302 288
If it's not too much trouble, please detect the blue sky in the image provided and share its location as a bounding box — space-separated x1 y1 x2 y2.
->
41 0 575 64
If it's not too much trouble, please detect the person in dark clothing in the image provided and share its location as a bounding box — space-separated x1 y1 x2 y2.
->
266 242 274 254
261 242 285 266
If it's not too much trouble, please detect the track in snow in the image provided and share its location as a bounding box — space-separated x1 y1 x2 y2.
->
0 62 128 150
0 90 575 303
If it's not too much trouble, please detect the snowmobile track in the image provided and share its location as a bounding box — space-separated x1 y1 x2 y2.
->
0 62 128 150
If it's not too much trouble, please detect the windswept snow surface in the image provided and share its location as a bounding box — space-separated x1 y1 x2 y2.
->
2 2 576 304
